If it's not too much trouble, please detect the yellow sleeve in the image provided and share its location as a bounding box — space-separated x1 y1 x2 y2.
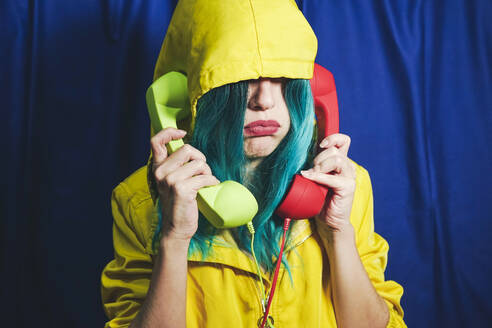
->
101 183 153 328
352 165 406 328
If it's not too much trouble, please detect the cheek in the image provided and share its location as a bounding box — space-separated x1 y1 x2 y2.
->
279 101 291 133
278 109 291 141
280 116 290 138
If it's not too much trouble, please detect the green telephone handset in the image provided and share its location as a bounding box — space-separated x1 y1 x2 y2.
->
146 71 258 228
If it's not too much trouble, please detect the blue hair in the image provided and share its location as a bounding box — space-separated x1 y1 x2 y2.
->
153 79 315 273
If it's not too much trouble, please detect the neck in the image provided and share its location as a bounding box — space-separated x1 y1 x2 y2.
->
244 157 262 184
246 157 262 171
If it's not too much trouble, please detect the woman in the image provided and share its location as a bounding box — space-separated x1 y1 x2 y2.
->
101 1 406 327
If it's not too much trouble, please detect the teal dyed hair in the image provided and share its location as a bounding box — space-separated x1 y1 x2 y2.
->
153 79 315 273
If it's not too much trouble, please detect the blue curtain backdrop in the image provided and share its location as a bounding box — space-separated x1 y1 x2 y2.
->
2 0 491 327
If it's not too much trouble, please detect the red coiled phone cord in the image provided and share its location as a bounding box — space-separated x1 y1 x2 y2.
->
259 218 291 328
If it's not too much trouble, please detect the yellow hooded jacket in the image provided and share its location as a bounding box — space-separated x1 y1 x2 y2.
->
101 0 406 327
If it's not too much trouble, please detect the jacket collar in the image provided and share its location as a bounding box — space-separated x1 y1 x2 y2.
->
187 219 314 285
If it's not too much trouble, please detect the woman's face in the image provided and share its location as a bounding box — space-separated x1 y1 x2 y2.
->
243 78 291 159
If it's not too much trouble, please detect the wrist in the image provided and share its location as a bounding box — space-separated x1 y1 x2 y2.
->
160 234 191 255
315 219 356 255
160 215 197 242
330 224 355 243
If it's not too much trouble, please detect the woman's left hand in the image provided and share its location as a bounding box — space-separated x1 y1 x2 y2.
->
300 133 357 233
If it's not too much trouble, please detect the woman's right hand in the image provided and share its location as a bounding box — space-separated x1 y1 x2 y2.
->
150 127 220 241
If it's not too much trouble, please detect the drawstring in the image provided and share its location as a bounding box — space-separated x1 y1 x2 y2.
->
248 219 292 328
247 222 267 313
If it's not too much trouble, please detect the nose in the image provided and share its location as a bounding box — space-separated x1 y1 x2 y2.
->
247 78 275 111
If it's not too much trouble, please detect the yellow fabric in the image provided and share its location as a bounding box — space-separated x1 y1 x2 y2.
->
101 163 406 327
151 0 317 135
101 0 406 326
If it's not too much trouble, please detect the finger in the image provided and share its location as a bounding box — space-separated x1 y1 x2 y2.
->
154 144 207 182
173 175 221 201
319 133 351 156
159 159 214 187
313 146 339 167
310 155 355 178
151 128 187 165
300 170 355 194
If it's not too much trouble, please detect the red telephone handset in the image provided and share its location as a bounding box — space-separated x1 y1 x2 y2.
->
261 64 341 328
275 63 339 219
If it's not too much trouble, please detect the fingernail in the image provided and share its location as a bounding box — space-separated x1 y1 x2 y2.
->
301 170 312 177
319 139 328 148
178 129 187 134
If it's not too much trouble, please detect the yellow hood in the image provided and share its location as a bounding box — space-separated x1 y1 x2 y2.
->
152 0 318 134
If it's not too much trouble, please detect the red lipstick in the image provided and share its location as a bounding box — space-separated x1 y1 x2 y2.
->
244 120 280 136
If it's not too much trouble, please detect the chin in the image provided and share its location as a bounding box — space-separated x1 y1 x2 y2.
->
243 139 278 158
245 151 273 159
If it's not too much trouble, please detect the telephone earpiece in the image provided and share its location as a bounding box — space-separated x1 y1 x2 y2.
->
146 72 258 228
275 63 339 219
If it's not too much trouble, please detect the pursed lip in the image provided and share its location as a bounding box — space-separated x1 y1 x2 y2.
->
244 120 280 136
